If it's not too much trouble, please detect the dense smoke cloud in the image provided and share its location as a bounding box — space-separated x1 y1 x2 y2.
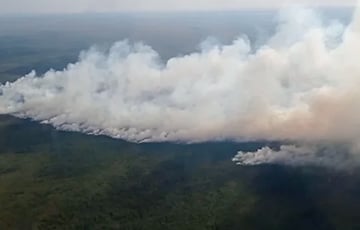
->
1 5 360 166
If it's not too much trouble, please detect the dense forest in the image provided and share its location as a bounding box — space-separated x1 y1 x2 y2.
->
1 115 360 229
1 11 360 229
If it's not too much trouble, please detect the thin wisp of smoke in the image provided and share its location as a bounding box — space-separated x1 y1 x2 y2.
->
232 144 359 169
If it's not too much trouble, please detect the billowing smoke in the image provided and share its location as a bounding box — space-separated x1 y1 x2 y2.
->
232 144 359 169
1 5 360 167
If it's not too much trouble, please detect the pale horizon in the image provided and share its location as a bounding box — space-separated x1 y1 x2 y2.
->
0 0 357 15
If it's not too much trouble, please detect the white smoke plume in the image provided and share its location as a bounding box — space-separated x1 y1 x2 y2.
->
232 144 358 169
1 5 360 166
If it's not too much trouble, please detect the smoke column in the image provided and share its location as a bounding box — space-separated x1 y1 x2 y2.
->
1 4 360 166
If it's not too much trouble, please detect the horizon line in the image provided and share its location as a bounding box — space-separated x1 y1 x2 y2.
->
0 6 355 18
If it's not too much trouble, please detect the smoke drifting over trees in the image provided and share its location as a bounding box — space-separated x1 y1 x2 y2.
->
1 5 360 166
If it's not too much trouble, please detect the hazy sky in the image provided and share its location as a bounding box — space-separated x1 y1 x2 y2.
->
0 0 357 14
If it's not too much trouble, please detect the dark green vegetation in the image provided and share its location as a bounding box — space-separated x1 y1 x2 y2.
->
1 12 359 229
0 34 82 83
1 115 360 230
